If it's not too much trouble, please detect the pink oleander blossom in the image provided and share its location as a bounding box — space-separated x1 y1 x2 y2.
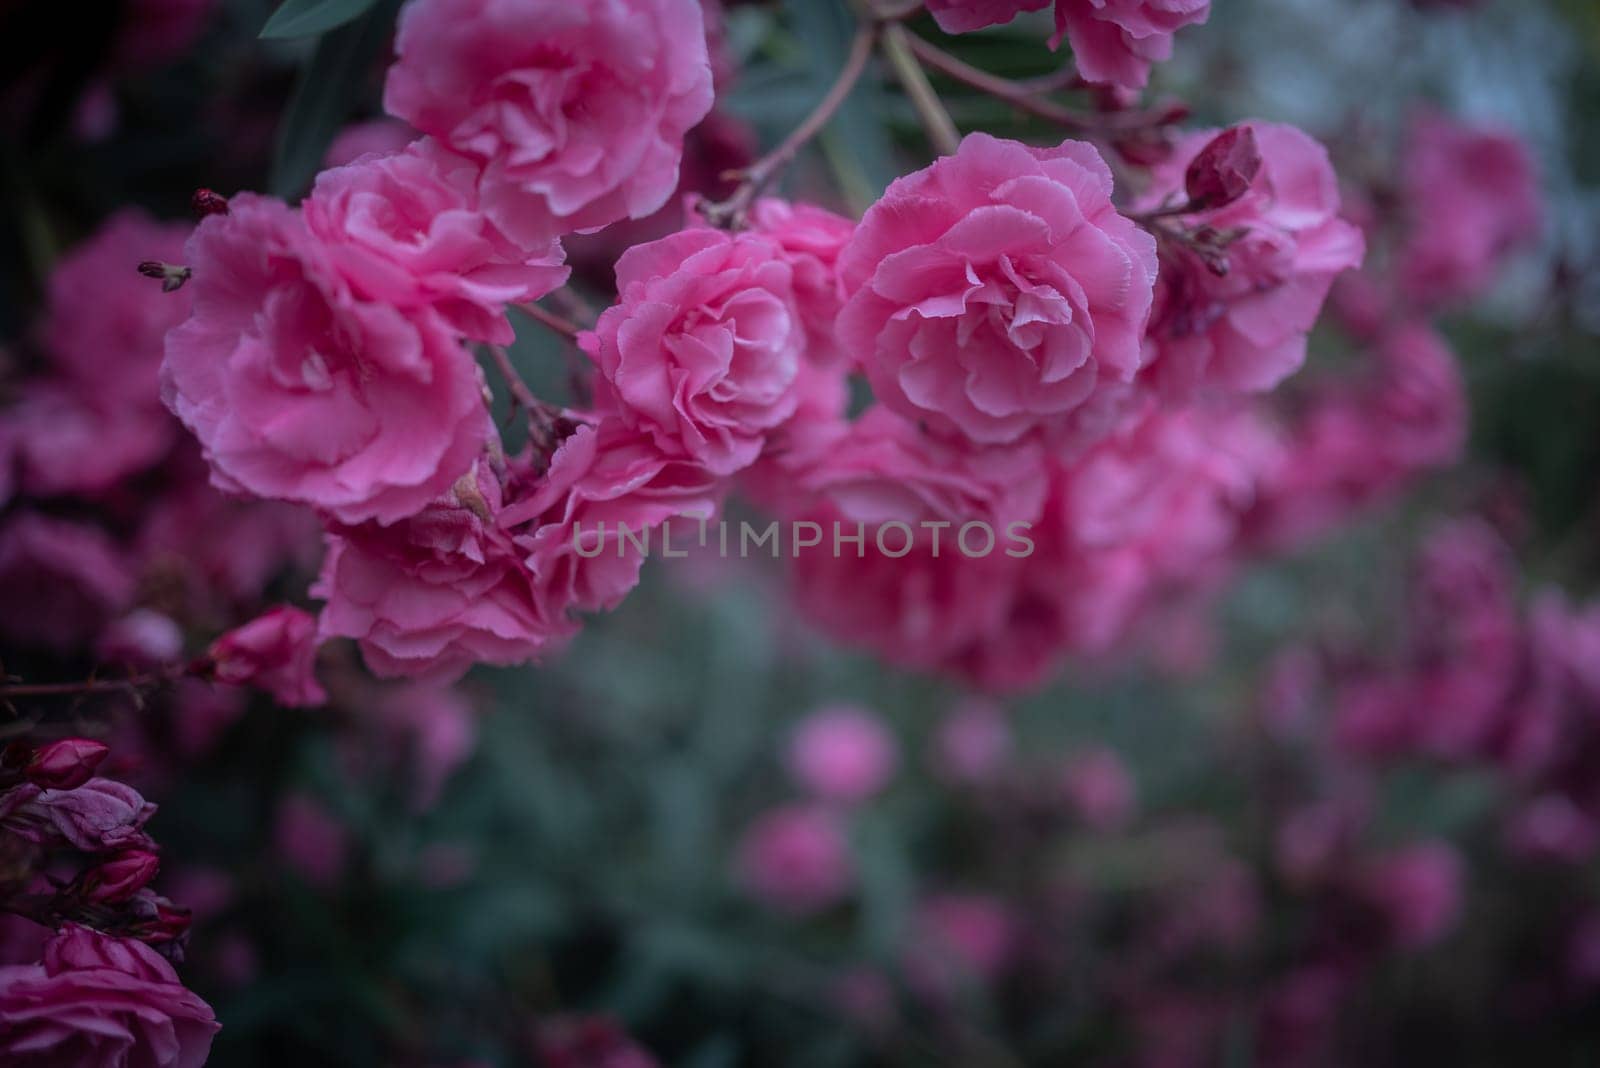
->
316 460 568 682
837 133 1156 449
0 924 217 1068
0 514 134 651
745 198 856 365
924 1 1211 88
382 0 714 242
1399 109 1542 306
503 418 723 616
208 606 327 707
161 193 488 525
582 228 814 476
1138 122 1365 398
305 138 568 345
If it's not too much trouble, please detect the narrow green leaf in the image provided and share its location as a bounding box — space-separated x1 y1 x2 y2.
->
260 0 381 40
269 0 400 199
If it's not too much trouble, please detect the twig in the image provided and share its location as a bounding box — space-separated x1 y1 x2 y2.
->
902 33 1183 135
701 23 880 228
881 22 961 156
486 345 542 413
520 301 584 342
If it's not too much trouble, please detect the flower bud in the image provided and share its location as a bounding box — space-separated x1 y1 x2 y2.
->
26 739 110 790
83 849 161 903
191 188 230 218
1184 125 1262 212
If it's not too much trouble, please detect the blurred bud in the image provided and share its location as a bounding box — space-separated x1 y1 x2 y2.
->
190 188 230 218
27 739 110 790
1184 126 1262 211
83 849 161 903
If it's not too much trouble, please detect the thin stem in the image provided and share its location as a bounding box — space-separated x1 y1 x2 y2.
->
882 22 961 156
702 23 880 227
521 301 583 342
903 33 1180 135
486 345 542 413
0 677 154 699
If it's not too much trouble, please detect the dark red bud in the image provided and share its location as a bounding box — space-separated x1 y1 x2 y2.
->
191 188 230 218
83 850 161 903
26 739 109 790
1184 126 1262 213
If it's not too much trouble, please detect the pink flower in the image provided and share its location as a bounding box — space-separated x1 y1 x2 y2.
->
734 805 853 915
930 698 1012 785
771 405 1048 529
0 514 134 651
503 418 723 616
746 198 856 365
322 119 418 169
1059 746 1136 830
316 460 569 682
1356 842 1463 950
305 139 568 345
2 381 174 498
41 209 192 401
924 1 1210 88
161 193 488 525
115 0 216 69
382 0 714 241
908 894 1016 987
1051 0 1212 88
786 705 899 805
83 849 162 903
1398 109 1542 306
1138 122 1365 397
837 133 1156 447
582 228 812 475
0 924 218 1068
274 794 347 889
925 1 1048 36
535 1016 659 1068
208 606 327 707
1 778 157 853
136 469 321 610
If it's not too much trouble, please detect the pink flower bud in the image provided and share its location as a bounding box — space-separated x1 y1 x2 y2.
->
1183 125 1262 212
207 606 326 707
26 739 109 790
190 188 230 218
83 849 161 903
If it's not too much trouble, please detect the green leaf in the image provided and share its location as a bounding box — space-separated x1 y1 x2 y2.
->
269 0 400 199
260 0 381 39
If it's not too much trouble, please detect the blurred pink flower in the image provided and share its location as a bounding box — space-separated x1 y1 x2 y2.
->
786 704 899 805
1060 746 1136 830
0 514 134 651
930 698 1013 784
1357 842 1463 950
1399 109 1542 306
274 794 347 889
322 119 418 170
735 805 853 915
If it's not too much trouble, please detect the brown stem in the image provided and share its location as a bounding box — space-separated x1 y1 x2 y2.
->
903 33 1180 135
521 301 583 342
882 22 961 156
486 345 542 413
702 23 880 228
